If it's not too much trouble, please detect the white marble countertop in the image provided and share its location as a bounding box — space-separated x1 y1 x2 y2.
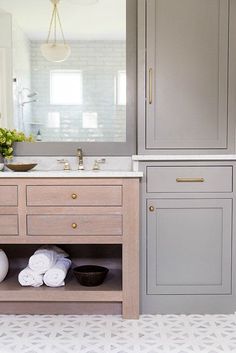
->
132 155 236 161
0 170 143 178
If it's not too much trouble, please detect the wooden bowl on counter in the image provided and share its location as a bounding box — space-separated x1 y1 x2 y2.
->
6 163 37 172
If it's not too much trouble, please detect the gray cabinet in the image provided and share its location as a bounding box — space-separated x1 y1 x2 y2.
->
140 161 236 314
147 198 232 295
138 0 236 153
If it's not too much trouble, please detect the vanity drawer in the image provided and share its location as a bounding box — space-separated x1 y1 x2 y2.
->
27 214 123 236
0 186 18 206
26 185 122 206
0 215 18 235
147 166 233 193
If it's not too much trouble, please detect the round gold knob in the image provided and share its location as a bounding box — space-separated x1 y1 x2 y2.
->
71 193 77 200
72 223 78 229
149 206 155 212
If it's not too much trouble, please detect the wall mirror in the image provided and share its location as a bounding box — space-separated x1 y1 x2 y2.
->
0 0 136 155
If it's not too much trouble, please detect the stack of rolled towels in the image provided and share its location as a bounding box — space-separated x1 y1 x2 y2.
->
18 246 71 288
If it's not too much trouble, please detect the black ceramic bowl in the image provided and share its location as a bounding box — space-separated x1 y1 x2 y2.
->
73 265 109 287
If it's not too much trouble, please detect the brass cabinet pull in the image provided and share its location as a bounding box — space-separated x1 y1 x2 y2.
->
72 223 78 229
149 68 153 104
176 178 205 183
71 193 77 200
149 206 155 212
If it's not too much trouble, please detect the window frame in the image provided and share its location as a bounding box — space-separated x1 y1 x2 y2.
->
15 0 137 157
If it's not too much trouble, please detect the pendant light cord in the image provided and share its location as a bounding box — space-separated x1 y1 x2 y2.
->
56 7 66 44
46 2 66 45
46 4 56 43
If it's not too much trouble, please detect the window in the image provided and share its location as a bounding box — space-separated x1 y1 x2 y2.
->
82 112 98 129
50 70 83 105
115 70 126 106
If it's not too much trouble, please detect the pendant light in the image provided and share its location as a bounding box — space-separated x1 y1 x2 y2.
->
40 0 71 63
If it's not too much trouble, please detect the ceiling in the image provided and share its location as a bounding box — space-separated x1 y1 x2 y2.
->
0 0 126 40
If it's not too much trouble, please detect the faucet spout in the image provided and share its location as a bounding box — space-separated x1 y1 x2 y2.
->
77 148 84 170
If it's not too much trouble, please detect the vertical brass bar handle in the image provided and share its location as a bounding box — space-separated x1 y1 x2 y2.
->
149 68 153 104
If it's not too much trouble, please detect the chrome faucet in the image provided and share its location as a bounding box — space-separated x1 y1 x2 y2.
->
77 148 84 170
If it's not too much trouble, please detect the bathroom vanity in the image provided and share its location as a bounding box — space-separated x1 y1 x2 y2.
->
1 0 236 316
0 172 142 319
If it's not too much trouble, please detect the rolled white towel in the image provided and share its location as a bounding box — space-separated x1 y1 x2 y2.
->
28 246 68 275
43 258 72 287
18 267 43 287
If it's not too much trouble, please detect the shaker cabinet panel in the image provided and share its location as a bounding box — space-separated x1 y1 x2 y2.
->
27 214 123 236
27 185 122 207
0 186 18 206
147 198 232 295
0 215 18 236
147 166 233 193
146 0 229 150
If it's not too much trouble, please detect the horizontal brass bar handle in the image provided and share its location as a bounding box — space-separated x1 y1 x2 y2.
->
149 68 153 104
176 178 205 183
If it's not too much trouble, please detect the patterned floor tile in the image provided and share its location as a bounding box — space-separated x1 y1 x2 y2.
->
0 314 235 353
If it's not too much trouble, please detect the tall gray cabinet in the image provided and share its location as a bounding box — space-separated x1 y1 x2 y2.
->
138 0 236 154
137 0 236 314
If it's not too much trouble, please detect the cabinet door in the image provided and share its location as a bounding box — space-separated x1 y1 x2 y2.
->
146 0 229 149
147 199 232 294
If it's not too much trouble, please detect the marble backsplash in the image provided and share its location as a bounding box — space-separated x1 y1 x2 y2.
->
11 156 133 172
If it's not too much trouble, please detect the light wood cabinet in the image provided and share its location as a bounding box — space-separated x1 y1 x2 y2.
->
0 215 18 236
138 0 236 154
26 185 122 206
0 178 139 319
27 214 123 236
0 186 18 206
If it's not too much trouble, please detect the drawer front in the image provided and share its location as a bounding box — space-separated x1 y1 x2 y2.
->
0 186 18 206
0 215 18 235
27 214 123 236
147 166 232 193
27 185 122 206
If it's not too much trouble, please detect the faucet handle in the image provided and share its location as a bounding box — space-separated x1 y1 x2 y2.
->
57 159 71 171
93 158 106 171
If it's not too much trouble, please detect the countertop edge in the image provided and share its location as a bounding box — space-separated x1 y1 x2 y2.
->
132 155 236 161
0 171 143 178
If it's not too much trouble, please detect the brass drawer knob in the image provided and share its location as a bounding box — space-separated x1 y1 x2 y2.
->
71 193 77 200
72 223 78 229
149 206 155 212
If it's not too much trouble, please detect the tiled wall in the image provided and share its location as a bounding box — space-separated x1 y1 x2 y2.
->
30 41 126 142
12 21 31 133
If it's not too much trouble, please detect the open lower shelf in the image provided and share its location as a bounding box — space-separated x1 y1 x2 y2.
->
0 268 122 302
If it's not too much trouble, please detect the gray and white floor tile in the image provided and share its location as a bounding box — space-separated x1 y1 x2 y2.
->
0 314 236 353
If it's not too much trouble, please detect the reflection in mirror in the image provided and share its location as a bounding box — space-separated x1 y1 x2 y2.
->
0 0 126 142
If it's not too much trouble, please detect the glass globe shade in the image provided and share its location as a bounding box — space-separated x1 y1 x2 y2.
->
40 43 71 62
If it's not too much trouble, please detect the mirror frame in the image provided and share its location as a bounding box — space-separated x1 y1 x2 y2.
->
15 0 137 156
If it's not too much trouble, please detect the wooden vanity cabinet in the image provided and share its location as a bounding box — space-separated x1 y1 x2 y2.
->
0 178 140 319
